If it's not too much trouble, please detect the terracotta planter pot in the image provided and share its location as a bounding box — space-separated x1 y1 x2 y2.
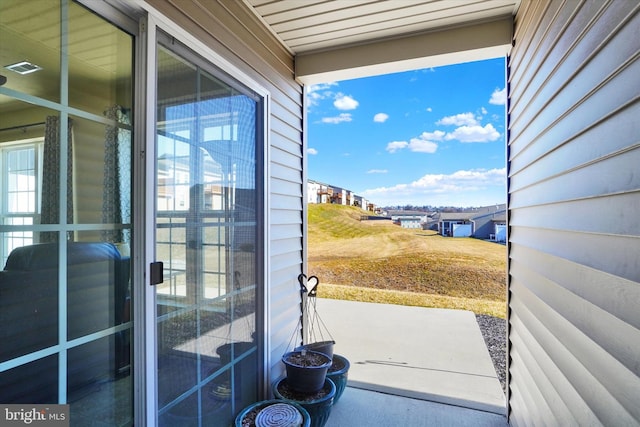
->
282 350 332 393
235 399 310 427
326 354 350 404
272 377 335 427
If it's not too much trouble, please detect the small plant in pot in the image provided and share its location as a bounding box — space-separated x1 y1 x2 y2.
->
279 273 350 426
282 349 332 393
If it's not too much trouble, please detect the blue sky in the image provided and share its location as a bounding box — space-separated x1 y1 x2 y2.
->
306 57 507 208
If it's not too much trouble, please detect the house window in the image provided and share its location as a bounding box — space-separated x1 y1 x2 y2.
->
0 140 43 264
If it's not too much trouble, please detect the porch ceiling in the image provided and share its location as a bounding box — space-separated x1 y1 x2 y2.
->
244 0 520 84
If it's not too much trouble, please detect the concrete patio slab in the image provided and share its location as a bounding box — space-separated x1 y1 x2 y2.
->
326 387 508 427
314 299 506 415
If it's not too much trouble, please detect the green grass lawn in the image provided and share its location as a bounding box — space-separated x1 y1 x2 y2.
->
307 204 507 318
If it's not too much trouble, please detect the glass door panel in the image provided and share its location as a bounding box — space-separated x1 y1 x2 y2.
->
156 39 260 427
0 2 134 425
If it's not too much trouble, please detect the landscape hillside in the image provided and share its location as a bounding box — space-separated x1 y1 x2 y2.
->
307 204 507 318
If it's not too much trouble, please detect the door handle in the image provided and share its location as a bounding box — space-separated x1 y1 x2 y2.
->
150 261 163 286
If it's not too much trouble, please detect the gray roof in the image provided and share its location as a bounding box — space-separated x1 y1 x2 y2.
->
439 212 477 221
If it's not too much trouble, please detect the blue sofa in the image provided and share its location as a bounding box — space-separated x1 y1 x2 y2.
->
0 242 130 403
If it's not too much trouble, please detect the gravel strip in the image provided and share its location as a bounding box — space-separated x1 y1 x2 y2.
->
475 314 507 392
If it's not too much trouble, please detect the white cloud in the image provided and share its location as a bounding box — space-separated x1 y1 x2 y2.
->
334 94 359 110
437 112 478 126
386 141 408 153
489 87 507 105
367 169 388 174
306 82 338 107
426 107 432 112
386 130 444 154
307 148 318 155
308 82 337 93
445 123 500 143
418 130 445 141
408 138 438 153
373 113 389 123
362 168 507 207
306 92 322 107
481 107 488 115
321 113 352 124
408 130 444 153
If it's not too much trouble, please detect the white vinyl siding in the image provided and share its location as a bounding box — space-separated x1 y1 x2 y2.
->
508 0 640 425
144 0 303 387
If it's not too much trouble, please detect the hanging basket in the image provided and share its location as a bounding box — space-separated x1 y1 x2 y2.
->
295 340 335 360
296 275 335 350
282 350 332 393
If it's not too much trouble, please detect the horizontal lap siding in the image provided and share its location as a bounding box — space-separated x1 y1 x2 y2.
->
146 0 304 386
508 0 640 425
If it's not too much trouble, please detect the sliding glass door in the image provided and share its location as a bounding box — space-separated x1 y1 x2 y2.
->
2 3 265 425
0 1 134 425
155 35 263 426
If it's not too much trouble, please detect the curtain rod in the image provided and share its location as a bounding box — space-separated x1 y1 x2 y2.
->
0 122 46 133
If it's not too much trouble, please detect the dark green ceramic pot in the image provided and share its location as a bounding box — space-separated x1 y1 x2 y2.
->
326 354 349 404
272 377 335 427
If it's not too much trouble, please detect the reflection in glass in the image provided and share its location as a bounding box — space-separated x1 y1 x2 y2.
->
0 355 59 403
156 40 260 426
40 115 72 242
0 2 134 424
0 236 59 365
71 114 132 244
68 1 133 116
0 0 61 103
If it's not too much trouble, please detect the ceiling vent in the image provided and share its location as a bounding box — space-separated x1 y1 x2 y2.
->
5 61 42 75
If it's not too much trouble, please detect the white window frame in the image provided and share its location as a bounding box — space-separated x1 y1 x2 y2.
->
0 138 44 263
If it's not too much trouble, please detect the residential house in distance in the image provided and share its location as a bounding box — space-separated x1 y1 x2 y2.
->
439 212 477 237
307 180 331 204
385 209 431 229
476 210 507 242
396 215 425 229
438 204 506 240
307 179 370 210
